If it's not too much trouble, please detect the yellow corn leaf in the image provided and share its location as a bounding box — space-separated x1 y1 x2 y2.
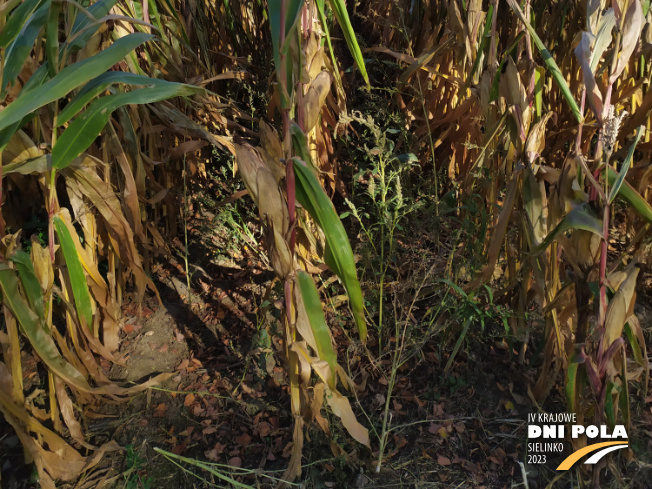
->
106 123 146 242
524 112 554 164
259 121 284 162
234 143 266 203
1 129 42 167
30 240 54 298
302 71 331 132
266 222 293 278
324 385 370 447
575 32 604 123
256 165 289 234
604 266 639 348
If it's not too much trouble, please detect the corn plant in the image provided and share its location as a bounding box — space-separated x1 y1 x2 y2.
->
0 1 213 486
234 0 371 481
363 0 651 483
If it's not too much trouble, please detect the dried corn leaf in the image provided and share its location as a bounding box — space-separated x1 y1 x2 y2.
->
610 0 643 83
603 266 639 348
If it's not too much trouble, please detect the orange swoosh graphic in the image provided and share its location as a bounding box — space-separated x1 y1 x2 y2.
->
557 441 628 470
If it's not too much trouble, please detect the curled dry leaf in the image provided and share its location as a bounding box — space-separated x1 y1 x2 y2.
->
524 111 554 164
325 386 370 447
603 265 639 348
575 32 604 123
302 71 332 133
610 0 643 84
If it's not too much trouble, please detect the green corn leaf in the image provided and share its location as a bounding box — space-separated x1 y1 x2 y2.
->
52 82 202 169
607 166 652 224
565 353 581 414
267 0 303 84
9 251 46 325
293 158 367 343
58 72 193 125
623 322 643 367
53 215 94 330
0 0 43 49
608 125 644 203
0 32 153 133
315 0 344 97
326 0 369 88
534 66 544 119
534 203 603 254
296 270 337 381
506 0 582 123
45 0 61 76
0 264 93 391
1 1 50 91
0 64 50 151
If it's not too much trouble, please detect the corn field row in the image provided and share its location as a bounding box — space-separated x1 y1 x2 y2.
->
0 0 651 487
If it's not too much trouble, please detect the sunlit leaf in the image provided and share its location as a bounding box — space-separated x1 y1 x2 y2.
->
324 386 370 447
326 0 369 88
53 213 94 330
0 33 154 133
295 270 337 383
293 157 367 343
